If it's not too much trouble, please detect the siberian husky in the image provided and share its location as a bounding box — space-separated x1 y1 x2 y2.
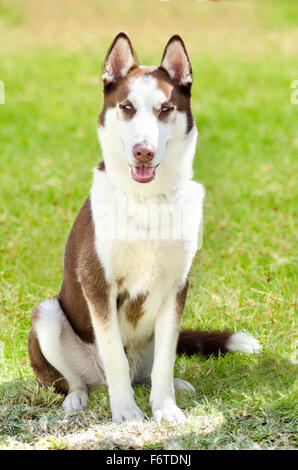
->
28 33 261 424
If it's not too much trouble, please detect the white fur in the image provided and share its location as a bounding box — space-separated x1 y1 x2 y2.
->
98 74 197 200
33 65 260 423
89 73 203 422
34 298 105 411
90 173 204 377
87 292 144 422
226 332 262 353
63 390 88 411
120 75 171 165
149 287 186 424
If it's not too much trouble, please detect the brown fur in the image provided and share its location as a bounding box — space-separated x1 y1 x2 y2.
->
116 290 129 310
117 290 148 327
58 196 109 342
97 160 105 171
177 329 233 356
125 292 148 327
28 34 237 397
99 65 194 132
28 195 149 390
176 279 189 319
152 68 194 132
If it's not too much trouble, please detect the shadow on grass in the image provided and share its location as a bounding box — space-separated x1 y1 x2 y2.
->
0 353 296 449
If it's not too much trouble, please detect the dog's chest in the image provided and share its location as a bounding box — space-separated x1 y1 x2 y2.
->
106 239 189 295
90 172 202 295
109 239 189 348
89 172 203 348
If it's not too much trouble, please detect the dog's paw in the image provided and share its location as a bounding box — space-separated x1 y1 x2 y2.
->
174 378 196 394
111 401 144 423
152 399 186 425
62 390 88 411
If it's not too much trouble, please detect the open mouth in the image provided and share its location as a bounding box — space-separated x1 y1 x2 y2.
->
130 165 158 183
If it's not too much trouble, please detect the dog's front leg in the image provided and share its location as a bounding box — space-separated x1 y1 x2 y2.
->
84 283 144 422
150 284 188 424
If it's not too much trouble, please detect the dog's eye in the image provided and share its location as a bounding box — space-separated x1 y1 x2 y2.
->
120 102 134 112
161 105 174 113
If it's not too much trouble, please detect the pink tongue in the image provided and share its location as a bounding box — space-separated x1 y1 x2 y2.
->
133 166 154 181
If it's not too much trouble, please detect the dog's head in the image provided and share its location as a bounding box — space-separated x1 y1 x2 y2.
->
98 32 197 197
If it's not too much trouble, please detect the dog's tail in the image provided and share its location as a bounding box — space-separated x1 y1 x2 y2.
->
177 329 261 356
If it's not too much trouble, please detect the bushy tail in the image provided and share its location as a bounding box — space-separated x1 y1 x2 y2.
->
177 329 261 356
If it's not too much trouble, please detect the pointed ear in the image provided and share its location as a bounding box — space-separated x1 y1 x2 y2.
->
102 32 138 85
160 35 192 86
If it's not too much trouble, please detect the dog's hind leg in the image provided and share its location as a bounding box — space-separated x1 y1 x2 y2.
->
29 297 105 411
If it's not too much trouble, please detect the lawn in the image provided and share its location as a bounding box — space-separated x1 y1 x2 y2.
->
0 0 297 450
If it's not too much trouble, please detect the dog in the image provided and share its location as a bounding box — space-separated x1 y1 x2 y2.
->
28 33 261 424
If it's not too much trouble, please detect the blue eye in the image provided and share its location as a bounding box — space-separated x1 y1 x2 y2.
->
161 105 174 113
120 103 133 111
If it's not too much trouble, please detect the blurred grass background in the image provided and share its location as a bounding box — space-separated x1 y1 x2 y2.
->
0 0 297 450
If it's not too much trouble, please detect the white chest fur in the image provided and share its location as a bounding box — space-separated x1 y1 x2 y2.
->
89 169 203 356
90 170 204 297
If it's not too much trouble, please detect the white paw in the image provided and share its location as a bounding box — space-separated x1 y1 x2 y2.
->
62 390 88 411
152 399 186 425
174 378 196 394
111 401 144 423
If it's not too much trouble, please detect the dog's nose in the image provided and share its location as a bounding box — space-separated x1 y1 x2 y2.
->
133 143 155 162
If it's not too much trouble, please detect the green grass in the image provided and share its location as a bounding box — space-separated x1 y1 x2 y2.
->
0 0 297 450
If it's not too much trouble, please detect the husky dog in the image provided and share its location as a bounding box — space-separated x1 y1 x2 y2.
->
28 33 260 424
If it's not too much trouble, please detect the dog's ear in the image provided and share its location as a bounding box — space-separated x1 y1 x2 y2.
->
102 32 138 85
160 35 192 87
